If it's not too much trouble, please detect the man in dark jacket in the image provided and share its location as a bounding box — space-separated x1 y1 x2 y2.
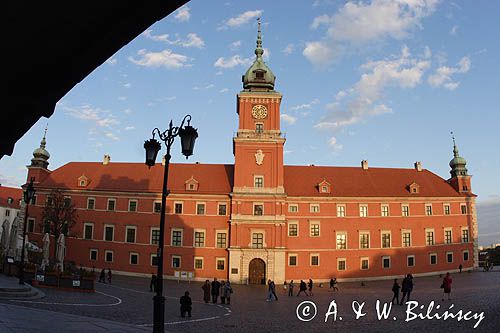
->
391 278 400 305
400 274 413 305
150 273 157 292
180 291 192 318
211 278 221 303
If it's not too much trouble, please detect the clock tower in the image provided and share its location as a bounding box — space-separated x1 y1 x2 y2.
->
229 19 287 285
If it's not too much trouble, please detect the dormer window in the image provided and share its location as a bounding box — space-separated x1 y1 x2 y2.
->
7 197 13 204
185 176 199 191
408 182 420 194
317 180 331 194
78 175 89 187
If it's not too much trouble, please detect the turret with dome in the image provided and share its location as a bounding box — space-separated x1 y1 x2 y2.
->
30 127 50 169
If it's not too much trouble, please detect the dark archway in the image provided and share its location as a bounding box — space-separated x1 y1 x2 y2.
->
248 258 266 284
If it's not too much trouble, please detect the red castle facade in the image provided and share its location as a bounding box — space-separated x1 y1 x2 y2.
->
24 25 477 284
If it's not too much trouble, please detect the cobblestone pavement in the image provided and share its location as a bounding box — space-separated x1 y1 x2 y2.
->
1 269 499 332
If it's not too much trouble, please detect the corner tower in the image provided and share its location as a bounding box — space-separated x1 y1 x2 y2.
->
233 18 285 193
448 133 471 193
27 127 51 184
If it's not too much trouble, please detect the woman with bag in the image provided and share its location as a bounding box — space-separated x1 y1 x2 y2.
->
441 272 452 301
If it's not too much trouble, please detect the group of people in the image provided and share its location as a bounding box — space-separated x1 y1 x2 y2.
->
98 268 112 284
282 279 316 297
391 273 414 305
202 278 233 304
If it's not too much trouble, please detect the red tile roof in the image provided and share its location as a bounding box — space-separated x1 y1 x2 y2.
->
40 162 234 195
0 185 23 209
284 165 464 197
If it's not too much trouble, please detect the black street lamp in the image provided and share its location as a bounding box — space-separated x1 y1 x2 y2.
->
19 177 36 285
144 115 198 333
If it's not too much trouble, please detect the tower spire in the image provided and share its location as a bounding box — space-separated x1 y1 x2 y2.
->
449 131 468 177
451 131 459 157
30 125 50 169
255 17 263 60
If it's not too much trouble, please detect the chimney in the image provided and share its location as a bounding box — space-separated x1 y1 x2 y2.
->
361 160 368 170
414 161 422 171
103 154 110 165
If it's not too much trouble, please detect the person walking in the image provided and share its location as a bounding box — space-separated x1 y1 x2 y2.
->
150 273 157 292
442 272 452 301
308 279 314 296
297 280 309 296
220 280 226 304
107 268 112 284
283 280 288 295
288 280 295 296
329 278 334 291
400 274 413 305
391 278 400 305
459 264 463 273
211 278 221 304
180 291 192 318
223 281 233 305
98 269 106 283
202 280 211 303
332 277 339 291
267 280 278 301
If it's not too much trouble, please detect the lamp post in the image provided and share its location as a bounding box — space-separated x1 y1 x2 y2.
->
19 177 36 285
144 115 198 333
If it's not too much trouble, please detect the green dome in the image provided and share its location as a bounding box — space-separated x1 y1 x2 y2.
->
242 18 276 91
449 140 468 177
30 130 50 169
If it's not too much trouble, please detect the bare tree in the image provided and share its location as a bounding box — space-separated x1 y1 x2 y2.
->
41 189 77 260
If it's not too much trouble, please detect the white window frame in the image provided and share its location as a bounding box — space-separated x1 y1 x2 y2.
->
216 257 226 271
172 255 181 268
460 203 468 215
407 255 415 267
288 204 299 213
461 227 469 243
381 204 390 217
215 230 228 249
103 224 115 242
288 221 299 237
128 199 138 212
196 202 206 215
401 229 412 247
194 257 204 270
250 230 266 248
89 249 98 261
337 258 347 271
83 222 94 240
425 228 435 246
288 253 298 266
359 231 370 249
151 254 158 266
425 203 433 216
446 251 454 263
310 253 320 266
27 217 36 233
336 231 347 250
401 204 410 217
429 253 437 265
336 204 346 217
87 197 96 210
310 204 320 213
129 252 139 265
150 227 160 245
125 226 137 243
153 201 162 213
382 256 391 269
359 204 368 217
253 202 264 216
105 250 114 263
194 229 206 248
174 201 184 214
309 221 320 237
444 227 453 244
463 250 469 261
360 257 369 270
217 202 227 216
381 230 391 248
443 203 451 215
254 175 264 188
171 228 183 247
107 198 116 211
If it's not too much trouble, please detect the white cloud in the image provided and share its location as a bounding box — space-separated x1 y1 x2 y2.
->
123 83 131 88
218 10 263 30
123 109 132 114
428 56 471 90
105 57 117 65
174 6 191 22
128 49 190 69
179 33 205 48
283 43 295 55
143 30 205 49
214 55 253 69
280 114 297 125
105 132 119 141
118 96 127 101
165 96 177 101
219 88 229 93
124 126 135 131
328 137 343 151
289 99 320 111
316 46 430 144
450 25 459 35
0 173 22 187
231 40 242 50
64 104 121 141
304 0 439 66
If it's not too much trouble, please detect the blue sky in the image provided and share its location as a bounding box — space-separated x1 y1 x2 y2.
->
2 0 499 217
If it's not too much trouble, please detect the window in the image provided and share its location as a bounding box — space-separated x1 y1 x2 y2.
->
87 198 95 210
194 231 205 247
218 203 227 216
27 218 35 233
126 227 136 243
426 230 435 246
361 258 369 270
151 254 158 266
447 252 453 263
402 231 411 247
105 251 113 262
154 201 162 213
147 228 159 245
254 204 263 216
252 233 264 248
7 197 13 205
381 205 390 217
130 253 138 265
337 259 346 271
310 254 319 266
216 258 225 270
254 176 264 188
63 197 71 208
336 232 347 249
104 225 114 241
461 229 469 243
289 255 297 266
172 256 181 268
90 249 97 261
288 204 298 213
194 257 204 269
321 186 328 193
174 202 183 214
256 123 264 133
107 199 116 211
425 204 433 216
310 223 320 237
171 230 183 247
5 209 10 217
407 255 415 267
461 204 467 215
430 253 437 265
444 229 452 244
337 205 346 217
381 232 391 248
359 233 370 249
128 200 137 212
382 256 391 269
463 250 469 261
288 223 298 237
196 203 205 215
216 232 227 248
310 204 320 213
444 204 451 215
84 223 93 240
402 205 409 217
359 205 368 217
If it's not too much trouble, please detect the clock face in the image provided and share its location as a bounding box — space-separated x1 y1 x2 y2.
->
252 104 268 119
